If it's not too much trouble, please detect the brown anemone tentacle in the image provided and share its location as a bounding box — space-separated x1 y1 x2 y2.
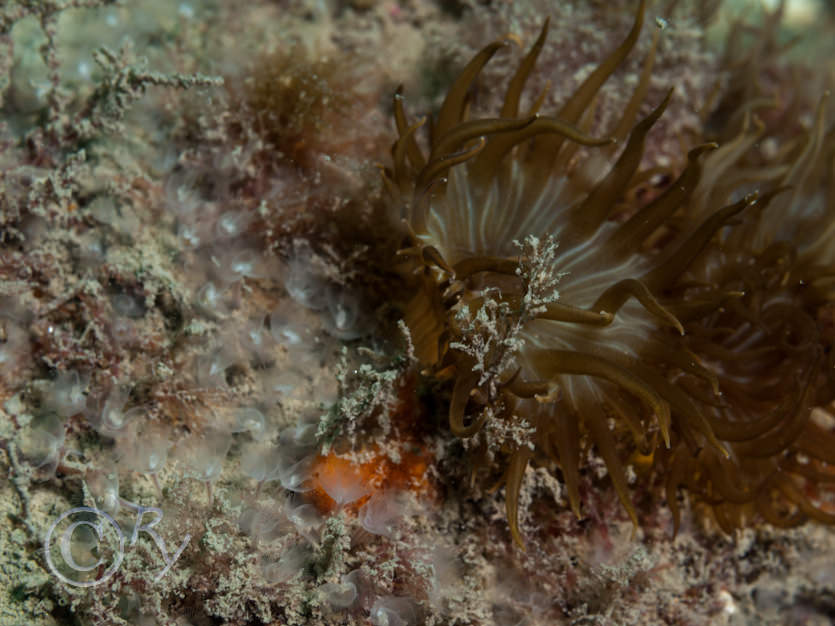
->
584 402 640 528
549 406 583 518
666 290 745 323
502 370 550 398
721 97 780 143
380 168 402 205
733 355 818 458
502 19 549 119
692 112 765 206
505 446 533 548
430 116 537 163
534 302 613 325
674 377 726 408
664 444 690 536
703 396 793 442
605 393 651 451
392 115 427 184
415 137 486 194
524 0 646 182
643 193 761 293
608 143 717 258
557 0 645 125
420 245 455 275
449 364 486 437
453 255 520 279
782 457 835 485
529 348 672 446
592 278 684 335
440 280 465 303
525 84 550 118
393 88 426 173
756 484 806 528
470 117 615 190
627 362 728 455
411 175 448 234
641 338 720 395
690 339 775 364
403 275 448 367
775 94 829 214
435 40 512 138
756 241 797 277
723 291 764 327
721 186 793 256
552 92 603 174
763 304 819 353
562 89 673 243
772 471 835 524
700 448 754 504
611 21 661 143
713 503 742 534
625 164 678 193
718 377 793 407
793 421 835 465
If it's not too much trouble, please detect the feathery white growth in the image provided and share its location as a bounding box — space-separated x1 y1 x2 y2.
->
514 234 564 314
450 234 564 389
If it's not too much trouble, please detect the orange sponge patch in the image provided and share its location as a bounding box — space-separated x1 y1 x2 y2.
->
309 447 431 514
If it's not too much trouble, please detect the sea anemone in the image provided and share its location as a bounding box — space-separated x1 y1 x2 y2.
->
384 0 835 544
658 94 835 530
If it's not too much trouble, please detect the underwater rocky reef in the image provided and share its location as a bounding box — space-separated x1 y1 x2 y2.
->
2 0 835 624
